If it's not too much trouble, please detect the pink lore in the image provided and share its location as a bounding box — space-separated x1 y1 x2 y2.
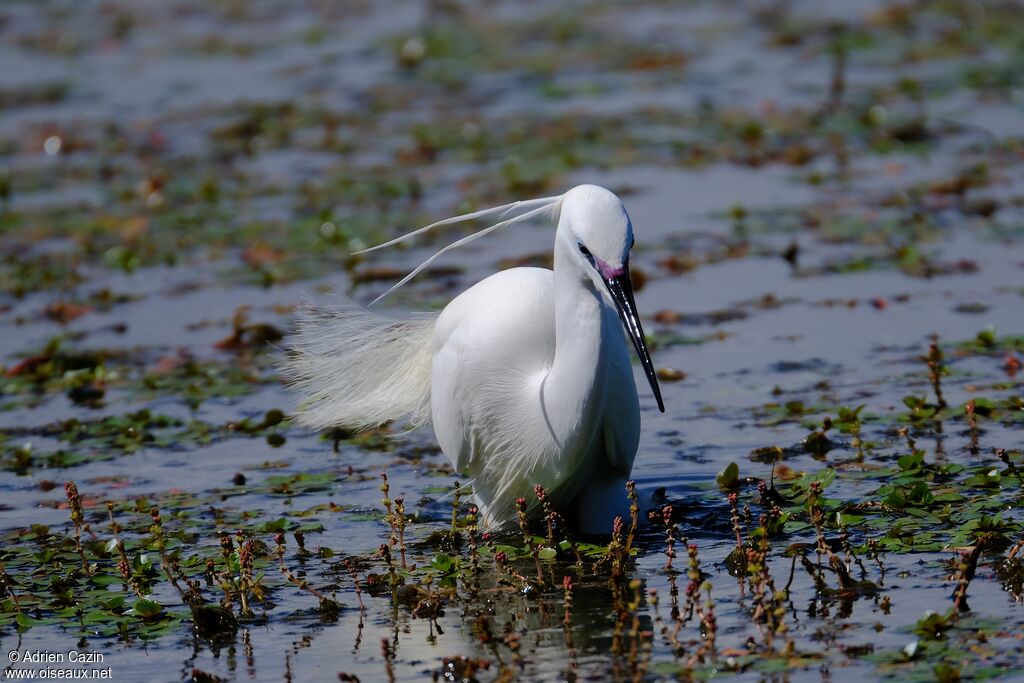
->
594 257 624 279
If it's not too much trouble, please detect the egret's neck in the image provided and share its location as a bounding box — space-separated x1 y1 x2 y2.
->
542 234 609 442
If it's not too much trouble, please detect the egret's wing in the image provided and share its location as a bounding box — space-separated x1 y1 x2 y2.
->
430 338 473 474
428 268 557 480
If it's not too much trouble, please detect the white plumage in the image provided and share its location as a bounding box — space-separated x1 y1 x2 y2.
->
282 184 663 532
284 301 435 431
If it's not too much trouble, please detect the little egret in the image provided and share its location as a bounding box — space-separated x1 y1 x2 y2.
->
283 184 664 531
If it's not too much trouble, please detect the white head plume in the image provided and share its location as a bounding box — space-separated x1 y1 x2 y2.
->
354 194 565 305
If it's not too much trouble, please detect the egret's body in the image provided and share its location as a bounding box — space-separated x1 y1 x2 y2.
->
432 265 639 528
284 185 663 531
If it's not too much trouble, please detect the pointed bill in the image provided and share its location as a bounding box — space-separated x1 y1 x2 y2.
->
601 264 665 413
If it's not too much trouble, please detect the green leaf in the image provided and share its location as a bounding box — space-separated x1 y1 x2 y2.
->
263 518 289 532
785 400 805 415
717 462 740 490
430 553 457 575
898 450 925 471
133 598 163 620
913 608 957 639
810 467 836 490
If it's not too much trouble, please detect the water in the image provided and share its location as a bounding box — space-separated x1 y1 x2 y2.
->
1 1 1023 681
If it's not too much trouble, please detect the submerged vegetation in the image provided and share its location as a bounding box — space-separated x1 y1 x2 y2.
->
1 0 1024 680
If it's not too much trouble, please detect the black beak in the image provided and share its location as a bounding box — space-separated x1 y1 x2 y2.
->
602 264 665 413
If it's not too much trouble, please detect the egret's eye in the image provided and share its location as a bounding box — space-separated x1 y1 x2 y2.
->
577 242 591 257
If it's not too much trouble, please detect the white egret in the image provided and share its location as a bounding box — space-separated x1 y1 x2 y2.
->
283 184 664 532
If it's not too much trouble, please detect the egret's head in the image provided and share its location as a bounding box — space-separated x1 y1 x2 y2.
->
560 184 633 279
559 184 664 413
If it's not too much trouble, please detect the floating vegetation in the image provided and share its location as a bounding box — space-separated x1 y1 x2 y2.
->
0 337 279 411
4 453 1021 680
0 408 294 474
